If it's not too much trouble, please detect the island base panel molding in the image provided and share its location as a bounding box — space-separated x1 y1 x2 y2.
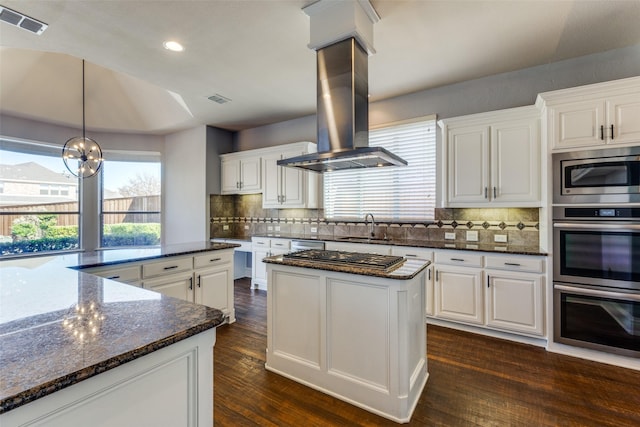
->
0 330 215 427
265 265 428 423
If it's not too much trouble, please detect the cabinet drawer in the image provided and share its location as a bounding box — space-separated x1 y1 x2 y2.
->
194 251 233 269
435 251 483 267
485 255 544 273
270 238 290 250
88 265 141 282
143 256 193 278
252 237 270 248
391 246 433 260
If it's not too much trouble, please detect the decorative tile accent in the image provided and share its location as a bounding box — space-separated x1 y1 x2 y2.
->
482 221 490 229
466 221 474 229
498 222 507 230
517 222 525 230
451 220 458 229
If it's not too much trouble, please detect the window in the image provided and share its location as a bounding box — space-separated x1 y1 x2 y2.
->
100 152 161 248
323 116 436 221
0 138 80 256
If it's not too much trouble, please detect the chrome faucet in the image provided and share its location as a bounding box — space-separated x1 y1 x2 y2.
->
365 213 375 238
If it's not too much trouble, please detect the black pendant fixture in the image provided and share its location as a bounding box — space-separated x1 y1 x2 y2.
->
62 59 103 178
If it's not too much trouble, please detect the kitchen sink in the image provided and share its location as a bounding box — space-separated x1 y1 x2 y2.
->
336 236 392 243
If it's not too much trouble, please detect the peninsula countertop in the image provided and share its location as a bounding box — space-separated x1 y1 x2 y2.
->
0 241 237 413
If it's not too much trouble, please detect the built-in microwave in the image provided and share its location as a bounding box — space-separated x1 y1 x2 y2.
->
553 146 640 204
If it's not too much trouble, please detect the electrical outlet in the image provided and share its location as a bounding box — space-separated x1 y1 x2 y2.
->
267 226 273 231
275 226 281 231
494 234 508 243
310 227 318 233
466 230 478 242
445 232 455 240
223 225 229 231
244 225 249 230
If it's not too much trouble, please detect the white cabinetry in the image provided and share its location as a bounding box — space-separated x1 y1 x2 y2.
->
440 106 541 207
485 254 544 336
262 142 320 208
537 76 640 151
391 246 434 316
251 237 290 289
433 252 484 325
432 249 546 338
193 251 234 319
220 153 261 194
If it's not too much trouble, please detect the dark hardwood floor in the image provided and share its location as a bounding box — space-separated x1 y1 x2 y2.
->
214 278 640 426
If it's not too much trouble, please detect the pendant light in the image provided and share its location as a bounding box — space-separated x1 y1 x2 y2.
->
62 59 103 178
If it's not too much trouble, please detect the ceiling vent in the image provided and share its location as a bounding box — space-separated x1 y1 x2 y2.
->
0 5 48 35
207 93 231 104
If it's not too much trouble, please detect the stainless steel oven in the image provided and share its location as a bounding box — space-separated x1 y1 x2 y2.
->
553 206 640 357
553 146 640 204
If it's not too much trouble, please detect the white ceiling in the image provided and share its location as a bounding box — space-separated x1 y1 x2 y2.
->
1 0 640 135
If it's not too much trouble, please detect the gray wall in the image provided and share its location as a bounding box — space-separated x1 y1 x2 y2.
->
234 43 640 151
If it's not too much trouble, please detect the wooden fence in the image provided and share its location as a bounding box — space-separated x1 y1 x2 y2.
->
0 196 160 237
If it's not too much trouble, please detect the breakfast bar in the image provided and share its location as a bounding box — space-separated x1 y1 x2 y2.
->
0 242 237 426
263 250 430 423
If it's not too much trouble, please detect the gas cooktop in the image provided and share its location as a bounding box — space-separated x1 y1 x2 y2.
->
283 249 405 272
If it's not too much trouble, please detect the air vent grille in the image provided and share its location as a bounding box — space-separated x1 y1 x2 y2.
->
0 5 48 35
207 93 231 104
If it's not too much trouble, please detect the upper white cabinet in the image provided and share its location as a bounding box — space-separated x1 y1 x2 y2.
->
220 153 261 194
537 76 640 151
440 106 541 207
262 141 320 209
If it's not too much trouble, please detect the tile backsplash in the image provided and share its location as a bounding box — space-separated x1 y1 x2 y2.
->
210 194 539 247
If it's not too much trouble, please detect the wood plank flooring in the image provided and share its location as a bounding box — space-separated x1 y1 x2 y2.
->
214 278 640 426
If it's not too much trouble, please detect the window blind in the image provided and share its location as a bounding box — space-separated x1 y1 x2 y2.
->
323 117 436 221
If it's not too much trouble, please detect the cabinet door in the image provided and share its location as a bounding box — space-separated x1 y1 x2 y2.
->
221 159 240 194
280 163 305 206
491 118 540 204
434 265 483 324
486 271 544 336
262 155 281 207
447 125 490 205
552 100 605 149
240 157 262 192
144 272 194 301
196 266 232 316
608 93 640 145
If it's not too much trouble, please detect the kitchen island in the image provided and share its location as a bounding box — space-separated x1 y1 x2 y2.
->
263 250 430 423
0 241 236 426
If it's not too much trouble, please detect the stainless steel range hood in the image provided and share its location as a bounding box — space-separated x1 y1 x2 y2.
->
277 37 407 173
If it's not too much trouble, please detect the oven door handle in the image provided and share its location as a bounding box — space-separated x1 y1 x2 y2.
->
553 222 640 230
555 284 640 301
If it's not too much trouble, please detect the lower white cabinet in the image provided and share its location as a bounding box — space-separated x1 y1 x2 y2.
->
432 250 546 338
81 264 142 287
144 271 194 301
251 237 290 289
434 265 484 325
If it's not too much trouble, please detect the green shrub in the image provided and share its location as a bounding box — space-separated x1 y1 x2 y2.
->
46 225 78 238
0 237 79 256
102 223 160 247
11 222 38 239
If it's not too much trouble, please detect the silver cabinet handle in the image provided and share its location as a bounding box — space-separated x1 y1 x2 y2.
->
484 187 488 199
197 275 201 288
493 186 497 198
189 277 193 290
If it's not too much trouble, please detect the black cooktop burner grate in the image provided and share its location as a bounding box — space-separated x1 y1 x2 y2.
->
283 249 404 271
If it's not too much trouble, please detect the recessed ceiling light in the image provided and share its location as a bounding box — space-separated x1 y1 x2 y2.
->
163 40 184 52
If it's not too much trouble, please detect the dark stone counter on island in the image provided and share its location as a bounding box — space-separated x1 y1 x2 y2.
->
0 241 237 414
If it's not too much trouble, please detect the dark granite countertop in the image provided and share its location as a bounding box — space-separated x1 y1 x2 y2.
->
263 254 431 280
0 241 236 413
214 234 546 256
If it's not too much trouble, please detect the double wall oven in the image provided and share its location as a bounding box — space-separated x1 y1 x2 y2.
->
552 146 640 358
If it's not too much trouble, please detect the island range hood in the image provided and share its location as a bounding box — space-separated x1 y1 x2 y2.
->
277 1 407 173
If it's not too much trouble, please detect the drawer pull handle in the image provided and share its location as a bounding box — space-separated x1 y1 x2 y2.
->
107 275 120 279
406 254 417 257
189 277 193 290
600 125 604 140
209 258 222 262
451 258 465 262
610 124 614 140
504 262 521 267
163 265 179 270
197 275 201 288
274 243 284 247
